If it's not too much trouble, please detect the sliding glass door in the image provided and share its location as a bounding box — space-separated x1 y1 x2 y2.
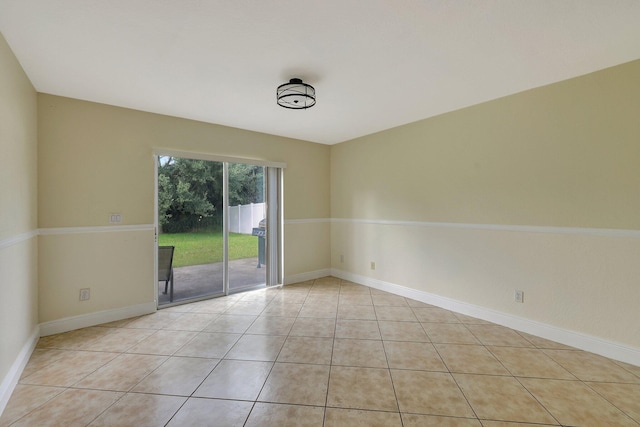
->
157 156 225 304
227 163 267 293
155 153 282 307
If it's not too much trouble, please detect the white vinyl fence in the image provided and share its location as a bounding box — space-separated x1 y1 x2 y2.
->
229 203 265 234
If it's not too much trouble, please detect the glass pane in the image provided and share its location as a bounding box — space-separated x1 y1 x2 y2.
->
157 156 224 305
228 163 266 292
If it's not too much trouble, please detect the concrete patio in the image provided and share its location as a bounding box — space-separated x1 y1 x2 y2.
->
158 257 266 305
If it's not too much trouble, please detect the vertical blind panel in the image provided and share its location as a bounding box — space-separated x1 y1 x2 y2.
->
266 167 283 286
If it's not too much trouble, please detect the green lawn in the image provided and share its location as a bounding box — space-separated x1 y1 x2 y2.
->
158 232 259 267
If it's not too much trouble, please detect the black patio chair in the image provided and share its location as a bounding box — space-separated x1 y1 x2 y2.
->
158 246 175 302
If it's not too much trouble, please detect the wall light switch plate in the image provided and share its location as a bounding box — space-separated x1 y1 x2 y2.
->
514 290 524 303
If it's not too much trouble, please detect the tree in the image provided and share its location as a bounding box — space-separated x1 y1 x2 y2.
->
157 157 264 232
228 163 264 206
158 157 222 232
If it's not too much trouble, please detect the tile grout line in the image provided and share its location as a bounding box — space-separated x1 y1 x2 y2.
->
321 277 340 427
379 291 405 426
582 380 640 425
414 304 483 424
241 279 315 425
109 312 201 427
463 323 562 426
7 277 640 426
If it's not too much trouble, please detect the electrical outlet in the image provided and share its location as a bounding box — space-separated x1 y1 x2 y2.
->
340 254 344 263
109 213 122 224
370 261 376 270
514 290 524 303
79 288 90 301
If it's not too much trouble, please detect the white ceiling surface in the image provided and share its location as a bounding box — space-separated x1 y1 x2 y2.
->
1 1 640 145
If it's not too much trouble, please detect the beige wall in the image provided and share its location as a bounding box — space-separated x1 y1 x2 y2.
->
38 94 331 322
0 33 38 391
331 60 640 348
332 60 640 229
3 24 639 386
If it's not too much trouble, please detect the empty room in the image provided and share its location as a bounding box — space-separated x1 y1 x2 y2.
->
1 1 639 426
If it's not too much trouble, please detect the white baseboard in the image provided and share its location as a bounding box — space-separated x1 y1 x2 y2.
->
284 269 332 285
332 268 640 367
0 326 39 416
39 302 157 337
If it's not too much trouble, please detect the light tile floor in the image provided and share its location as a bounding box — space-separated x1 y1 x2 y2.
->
2 277 639 426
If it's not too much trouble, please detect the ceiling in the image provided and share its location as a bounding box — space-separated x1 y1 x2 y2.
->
1 1 640 145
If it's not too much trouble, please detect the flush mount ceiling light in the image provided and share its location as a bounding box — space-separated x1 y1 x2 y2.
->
277 78 316 109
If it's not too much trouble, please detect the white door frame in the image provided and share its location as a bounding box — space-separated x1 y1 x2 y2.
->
153 148 286 307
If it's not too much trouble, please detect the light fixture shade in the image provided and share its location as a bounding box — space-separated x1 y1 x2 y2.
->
277 78 316 109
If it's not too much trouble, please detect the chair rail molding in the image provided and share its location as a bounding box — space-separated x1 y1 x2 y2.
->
330 218 640 238
0 230 38 250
